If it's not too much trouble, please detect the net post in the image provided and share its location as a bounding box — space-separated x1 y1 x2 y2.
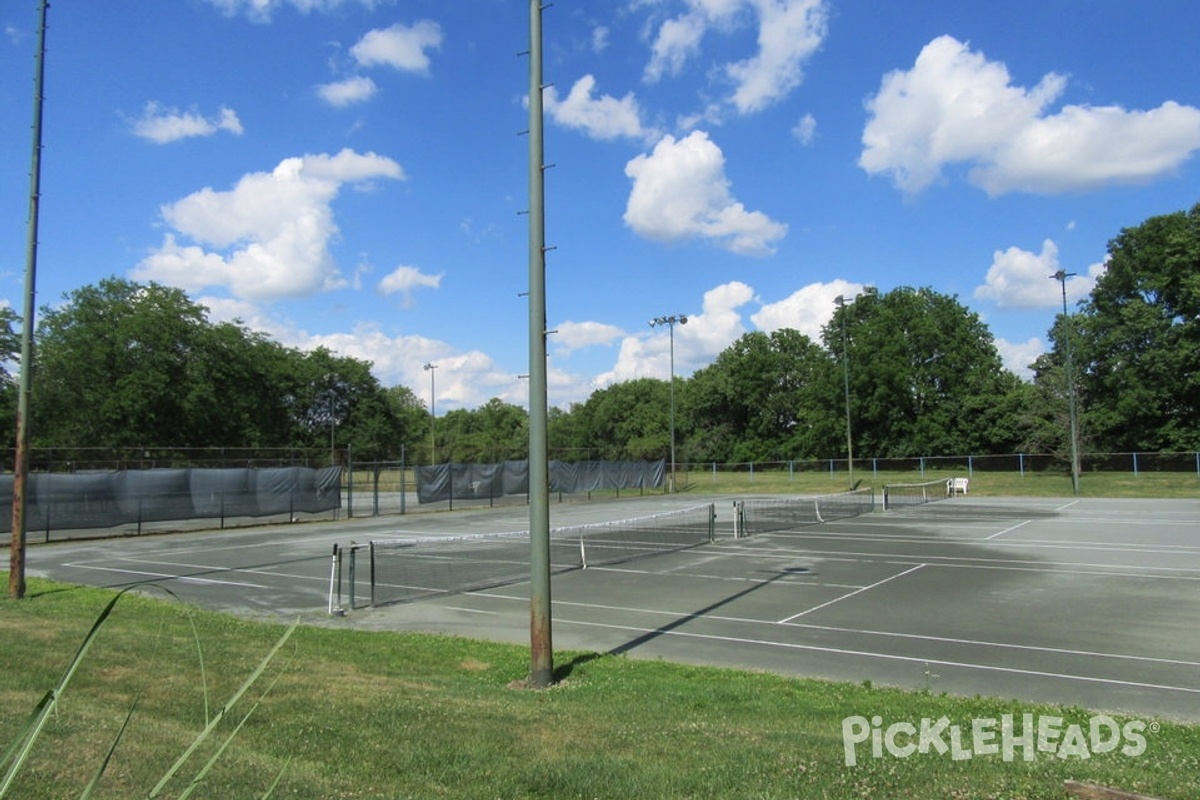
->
732 500 743 538
327 543 340 615
708 503 715 543
579 534 587 569
348 543 357 610
369 541 376 607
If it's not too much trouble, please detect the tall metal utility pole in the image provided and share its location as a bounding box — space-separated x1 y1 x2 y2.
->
10 0 50 600
423 362 438 463
1051 270 1082 495
526 0 553 688
649 314 687 493
834 295 855 490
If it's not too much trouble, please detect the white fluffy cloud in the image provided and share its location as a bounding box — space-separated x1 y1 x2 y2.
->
133 149 404 301
994 336 1044 381
791 112 817 146
544 75 656 142
974 239 1102 309
751 280 866 340
552 321 626 355
378 265 443 307
624 131 787 255
644 0 829 115
860 35 1200 196
351 20 443 73
597 281 753 387
130 102 243 144
317 76 377 107
204 0 381 22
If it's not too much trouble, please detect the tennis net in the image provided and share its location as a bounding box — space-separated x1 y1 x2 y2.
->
882 479 951 510
365 503 716 606
733 487 874 537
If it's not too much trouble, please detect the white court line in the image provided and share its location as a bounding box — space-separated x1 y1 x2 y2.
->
742 545 1200 577
985 519 1033 540
585 563 862 590
759 530 1200 554
64 564 270 589
455 591 1200 671
553 617 1200 697
777 563 926 623
881 558 1200 582
60 534 347 564
1055 499 1082 512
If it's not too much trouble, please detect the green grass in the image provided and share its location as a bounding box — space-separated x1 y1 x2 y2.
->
674 466 1200 499
344 465 1199 501
2 578 1197 799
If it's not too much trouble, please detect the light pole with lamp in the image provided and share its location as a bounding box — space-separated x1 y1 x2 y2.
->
650 314 687 493
1051 271 1082 495
834 288 874 489
423 362 438 464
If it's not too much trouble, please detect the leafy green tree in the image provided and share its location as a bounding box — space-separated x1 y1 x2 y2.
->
474 398 529 460
271 346 401 461
1072 203 1200 451
29 277 403 460
548 404 589 460
383 384 430 462
569 378 670 461
1024 319 1084 460
0 305 21 449
33 278 213 448
435 398 528 462
683 330 838 462
828 287 1024 457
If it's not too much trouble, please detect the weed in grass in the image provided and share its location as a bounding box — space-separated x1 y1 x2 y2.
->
4 578 1200 798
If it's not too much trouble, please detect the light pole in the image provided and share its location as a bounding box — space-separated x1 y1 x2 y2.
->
650 314 687 493
834 295 855 489
423 362 438 464
834 288 874 489
1051 271 1081 495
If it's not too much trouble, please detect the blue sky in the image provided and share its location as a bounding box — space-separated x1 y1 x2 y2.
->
3 1 1198 414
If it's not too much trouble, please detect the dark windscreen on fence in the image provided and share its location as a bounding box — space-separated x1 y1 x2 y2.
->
0 465 342 535
414 460 665 504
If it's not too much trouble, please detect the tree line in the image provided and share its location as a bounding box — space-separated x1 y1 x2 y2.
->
2 203 1196 467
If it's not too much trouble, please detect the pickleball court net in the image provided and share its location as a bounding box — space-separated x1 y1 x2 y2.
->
365 503 716 605
882 478 951 510
733 487 874 537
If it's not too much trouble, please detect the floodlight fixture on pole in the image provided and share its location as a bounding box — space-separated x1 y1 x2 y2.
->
650 314 687 493
423 362 438 464
1051 270 1082 495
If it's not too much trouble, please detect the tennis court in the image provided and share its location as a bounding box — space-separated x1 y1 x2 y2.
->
20 491 1200 722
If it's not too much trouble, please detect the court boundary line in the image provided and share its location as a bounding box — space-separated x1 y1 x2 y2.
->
985 519 1033 540
552 616 1200 697
431 590 1200 673
777 563 927 623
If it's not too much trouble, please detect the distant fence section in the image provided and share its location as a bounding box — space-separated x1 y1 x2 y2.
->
0 466 342 538
414 459 664 504
681 451 1200 479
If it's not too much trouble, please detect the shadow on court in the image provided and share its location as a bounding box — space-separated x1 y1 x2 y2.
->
19 494 1200 722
